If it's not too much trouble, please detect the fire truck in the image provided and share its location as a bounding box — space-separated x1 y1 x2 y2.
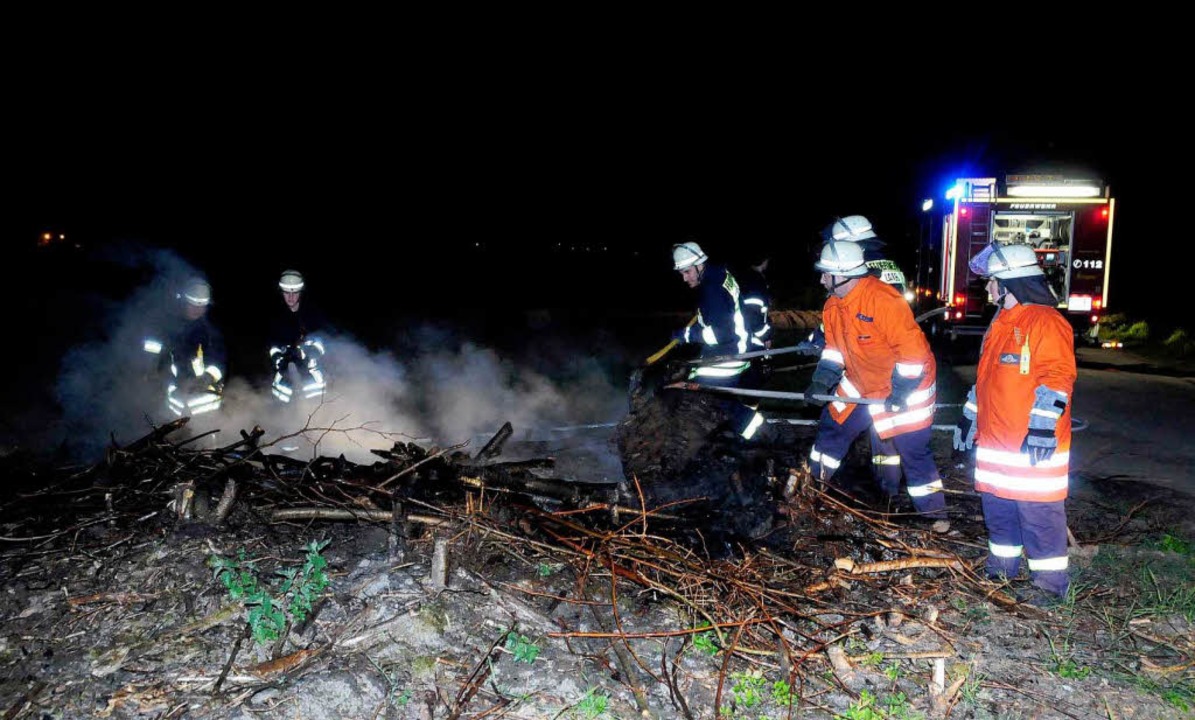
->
927 174 1115 343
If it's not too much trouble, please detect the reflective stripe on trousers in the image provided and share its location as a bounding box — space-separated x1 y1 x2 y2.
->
980 493 1069 597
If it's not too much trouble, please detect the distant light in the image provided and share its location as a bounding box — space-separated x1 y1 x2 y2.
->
474 242 481 247
1101 208 1109 219
954 311 963 319
1091 315 1099 323
921 198 934 212
903 290 915 302
1008 184 1100 198
960 207 969 216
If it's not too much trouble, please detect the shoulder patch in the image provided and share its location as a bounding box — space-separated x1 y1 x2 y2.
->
723 273 740 300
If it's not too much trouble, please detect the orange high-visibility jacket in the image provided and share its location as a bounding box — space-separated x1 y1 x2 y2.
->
821 277 937 439
974 303 1076 502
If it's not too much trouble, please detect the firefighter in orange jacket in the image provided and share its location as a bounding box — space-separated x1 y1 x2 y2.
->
805 241 947 528
953 242 1076 604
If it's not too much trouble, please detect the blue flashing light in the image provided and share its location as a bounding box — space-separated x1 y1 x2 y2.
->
945 183 963 201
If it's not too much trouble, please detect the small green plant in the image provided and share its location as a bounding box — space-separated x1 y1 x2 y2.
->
1045 634 1091 680
367 657 412 708
277 539 331 625
957 668 984 706
574 686 608 718
858 651 884 668
1152 532 1194 556
1140 567 1195 622
505 632 540 664
1163 328 1195 357
537 562 555 577
210 541 331 645
883 692 926 719
693 627 720 656
729 670 766 709
1099 313 1150 346
1161 686 1193 712
842 690 884 720
883 663 902 682
770 679 794 707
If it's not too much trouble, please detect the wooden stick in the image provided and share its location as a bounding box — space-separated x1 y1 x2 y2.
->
834 557 964 574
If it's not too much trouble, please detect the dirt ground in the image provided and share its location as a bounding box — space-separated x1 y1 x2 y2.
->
1 409 1193 720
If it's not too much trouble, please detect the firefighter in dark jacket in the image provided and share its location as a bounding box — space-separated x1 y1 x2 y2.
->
737 252 773 350
141 278 225 418
670 240 764 440
954 242 1076 605
269 269 328 404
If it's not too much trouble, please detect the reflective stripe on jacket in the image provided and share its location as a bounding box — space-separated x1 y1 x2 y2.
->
822 276 936 439
974 304 1076 501
681 264 751 377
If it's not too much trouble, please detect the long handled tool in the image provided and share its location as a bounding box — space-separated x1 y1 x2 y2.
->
664 381 885 405
645 315 698 366
629 316 698 401
685 343 821 366
669 382 1087 429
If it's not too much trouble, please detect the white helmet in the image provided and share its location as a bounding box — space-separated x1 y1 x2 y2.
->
823 215 877 243
976 243 1043 279
181 279 211 307
672 241 708 270
814 240 869 277
279 269 305 292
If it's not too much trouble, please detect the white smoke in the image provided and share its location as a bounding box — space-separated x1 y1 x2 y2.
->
53 251 627 465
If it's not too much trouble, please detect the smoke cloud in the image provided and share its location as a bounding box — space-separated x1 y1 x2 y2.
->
52 249 627 467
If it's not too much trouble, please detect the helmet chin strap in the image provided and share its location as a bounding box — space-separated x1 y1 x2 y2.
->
992 279 1010 307
828 274 853 291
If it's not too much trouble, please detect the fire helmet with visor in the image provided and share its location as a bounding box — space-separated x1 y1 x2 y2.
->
814 240 869 277
970 242 1043 279
821 215 880 244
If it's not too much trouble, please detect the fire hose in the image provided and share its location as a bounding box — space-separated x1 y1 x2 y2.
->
665 381 1087 432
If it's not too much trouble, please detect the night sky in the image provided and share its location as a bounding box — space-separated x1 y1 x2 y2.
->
5 70 1171 347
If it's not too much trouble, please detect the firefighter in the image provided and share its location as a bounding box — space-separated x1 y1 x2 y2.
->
803 215 909 506
268 269 328 405
953 242 1075 605
806 240 948 530
670 240 765 441
737 250 773 351
141 278 225 419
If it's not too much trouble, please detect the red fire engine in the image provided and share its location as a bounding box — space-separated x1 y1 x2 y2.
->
929 174 1114 343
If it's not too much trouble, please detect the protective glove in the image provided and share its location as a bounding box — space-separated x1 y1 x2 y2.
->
794 340 822 356
885 369 922 412
803 360 844 408
795 325 826 356
953 385 978 452
1020 429 1056 466
1021 385 1068 466
802 380 830 407
953 415 976 451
